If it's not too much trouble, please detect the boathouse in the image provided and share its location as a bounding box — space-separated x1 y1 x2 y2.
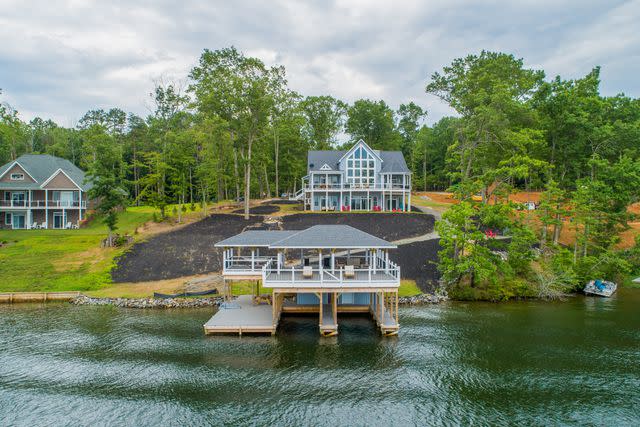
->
205 225 400 336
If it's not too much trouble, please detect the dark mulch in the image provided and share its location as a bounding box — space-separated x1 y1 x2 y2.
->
270 199 302 205
391 239 442 293
111 214 265 283
232 204 280 215
280 213 435 241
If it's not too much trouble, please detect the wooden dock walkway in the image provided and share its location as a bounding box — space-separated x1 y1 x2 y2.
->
0 291 81 304
203 295 275 335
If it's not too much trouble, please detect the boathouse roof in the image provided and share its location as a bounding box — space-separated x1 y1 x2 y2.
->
216 225 396 250
214 230 299 247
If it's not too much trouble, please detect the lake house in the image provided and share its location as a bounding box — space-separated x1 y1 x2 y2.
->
292 139 412 212
206 225 401 336
0 154 91 230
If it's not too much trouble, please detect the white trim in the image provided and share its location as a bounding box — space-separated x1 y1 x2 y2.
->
319 163 332 171
0 161 37 182
337 139 383 165
40 168 82 190
10 173 25 181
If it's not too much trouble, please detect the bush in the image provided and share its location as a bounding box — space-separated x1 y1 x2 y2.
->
190 203 197 211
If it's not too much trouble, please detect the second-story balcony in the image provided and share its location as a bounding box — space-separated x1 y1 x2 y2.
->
304 182 410 191
0 200 87 209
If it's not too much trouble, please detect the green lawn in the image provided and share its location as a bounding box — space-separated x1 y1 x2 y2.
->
0 207 157 292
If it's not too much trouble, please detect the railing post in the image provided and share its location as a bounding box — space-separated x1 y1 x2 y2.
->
291 266 294 285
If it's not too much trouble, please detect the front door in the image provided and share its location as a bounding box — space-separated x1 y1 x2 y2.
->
12 213 25 229
53 212 66 229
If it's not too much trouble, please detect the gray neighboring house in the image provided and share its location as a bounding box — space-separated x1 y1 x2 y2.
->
293 139 412 211
0 154 92 230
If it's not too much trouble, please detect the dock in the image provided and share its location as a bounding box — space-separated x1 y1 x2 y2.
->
0 291 81 304
203 295 276 335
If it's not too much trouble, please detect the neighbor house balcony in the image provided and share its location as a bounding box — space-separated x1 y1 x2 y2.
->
0 200 87 209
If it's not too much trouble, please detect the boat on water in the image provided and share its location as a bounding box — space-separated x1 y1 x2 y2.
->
584 279 617 297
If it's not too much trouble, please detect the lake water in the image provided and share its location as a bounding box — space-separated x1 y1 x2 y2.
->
1 290 639 426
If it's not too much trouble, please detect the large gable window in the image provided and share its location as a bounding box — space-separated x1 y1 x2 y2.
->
346 146 375 187
10 173 24 181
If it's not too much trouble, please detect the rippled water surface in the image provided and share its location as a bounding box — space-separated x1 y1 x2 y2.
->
1 289 639 426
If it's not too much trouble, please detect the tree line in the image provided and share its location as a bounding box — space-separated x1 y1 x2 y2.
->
1 48 639 287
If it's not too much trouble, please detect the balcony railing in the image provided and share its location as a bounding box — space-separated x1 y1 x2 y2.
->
222 255 273 275
260 258 401 288
0 200 87 208
304 183 410 191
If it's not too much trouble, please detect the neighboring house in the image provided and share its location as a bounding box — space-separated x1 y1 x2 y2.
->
0 154 91 230
293 139 412 211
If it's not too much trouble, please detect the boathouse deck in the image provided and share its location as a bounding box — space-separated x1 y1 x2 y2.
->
204 295 275 335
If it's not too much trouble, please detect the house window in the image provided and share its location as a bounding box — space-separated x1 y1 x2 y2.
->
346 145 376 187
5 213 11 225
10 173 24 181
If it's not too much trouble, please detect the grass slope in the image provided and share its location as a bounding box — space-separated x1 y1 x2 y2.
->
0 207 157 292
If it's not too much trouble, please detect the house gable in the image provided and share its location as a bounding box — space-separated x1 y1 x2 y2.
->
41 169 81 190
0 163 36 183
338 139 383 167
319 163 332 171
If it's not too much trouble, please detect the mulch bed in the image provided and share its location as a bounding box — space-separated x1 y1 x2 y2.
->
269 199 302 205
232 204 280 215
111 214 265 283
280 213 434 241
390 239 442 293
112 211 439 287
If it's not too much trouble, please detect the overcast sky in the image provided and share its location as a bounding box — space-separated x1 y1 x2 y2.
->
1 0 638 127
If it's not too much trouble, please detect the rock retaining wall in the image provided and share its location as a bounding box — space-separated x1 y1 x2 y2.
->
71 293 447 309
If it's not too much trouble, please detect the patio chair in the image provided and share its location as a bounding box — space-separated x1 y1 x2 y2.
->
65 221 72 229
40 222 47 229
344 265 355 278
303 266 313 278
31 222 39 229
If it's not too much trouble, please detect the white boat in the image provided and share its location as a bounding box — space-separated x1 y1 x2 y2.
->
584 280 617 297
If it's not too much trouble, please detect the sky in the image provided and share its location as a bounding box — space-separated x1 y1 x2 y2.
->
1 0 639 127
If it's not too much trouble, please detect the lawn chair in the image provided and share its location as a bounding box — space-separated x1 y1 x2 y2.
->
344 265 355 278
303 266 313 278
65 221 72 229
40 222 47 229
31 222 39 229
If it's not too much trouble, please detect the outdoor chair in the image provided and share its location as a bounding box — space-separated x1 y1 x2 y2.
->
40 222 47 229
344 265 355 278
65 222 72 229
303 266 313 278
31 222 39 229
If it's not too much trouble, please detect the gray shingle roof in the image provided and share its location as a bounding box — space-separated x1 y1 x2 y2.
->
216 225 396 249
0 154 91 191
215 230 299 247
269 225 396 249
307 149 410 173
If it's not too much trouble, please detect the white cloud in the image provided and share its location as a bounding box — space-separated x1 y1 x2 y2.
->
0 0 638 126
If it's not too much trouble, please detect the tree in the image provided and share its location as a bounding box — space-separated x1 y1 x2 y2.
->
85 125 128 247
396 102 427 160
345 99 402 150
426 51 545 200
300 95 346 149
189 47 282 219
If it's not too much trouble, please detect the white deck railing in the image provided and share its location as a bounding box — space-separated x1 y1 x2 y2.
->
0 200 87 208
223 255 273 274
261 258 400 288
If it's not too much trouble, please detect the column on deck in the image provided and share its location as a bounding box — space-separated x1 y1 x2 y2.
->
45 189 49 229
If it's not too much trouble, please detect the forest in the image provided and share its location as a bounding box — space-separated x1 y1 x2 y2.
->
1 48 639 298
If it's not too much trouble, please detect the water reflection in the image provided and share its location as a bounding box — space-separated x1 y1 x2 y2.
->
1 290 639 425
